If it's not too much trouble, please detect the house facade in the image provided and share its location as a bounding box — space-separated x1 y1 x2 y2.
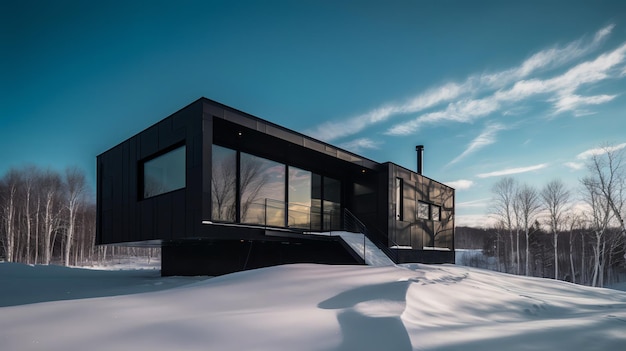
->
96 98 454 275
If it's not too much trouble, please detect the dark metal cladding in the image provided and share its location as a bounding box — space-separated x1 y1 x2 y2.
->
96 98 455 276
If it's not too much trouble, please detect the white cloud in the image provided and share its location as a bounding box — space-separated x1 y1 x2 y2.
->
339 138 382 152
447 123 506 165
553 94 616 115
479 24 613 89
594 24 615 42
564 162 585 170
385 97 500 136
444 179 474 190
309 25 615 142
456 198 490 208
385 27 625 136
576 142 626 160
476 163 549 178
306 82 467 141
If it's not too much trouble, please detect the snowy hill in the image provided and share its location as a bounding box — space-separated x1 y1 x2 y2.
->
1 262 625 351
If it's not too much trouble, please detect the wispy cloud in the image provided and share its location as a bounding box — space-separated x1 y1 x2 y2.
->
306 82 466 141
479 24 614 89
576 142 626 159
564 161 585 170
447 123 506 165
386 39 626 136
456 198 490 208
339 138 382 153
552 94 617 115
444 179 474 190
386 97 500 135
308 25 615 142
476 163 549 178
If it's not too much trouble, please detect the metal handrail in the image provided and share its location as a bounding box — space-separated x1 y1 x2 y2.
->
250 199 400 264
343 208 399 264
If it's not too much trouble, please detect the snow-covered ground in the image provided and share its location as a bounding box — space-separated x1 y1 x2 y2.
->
1 262 625 351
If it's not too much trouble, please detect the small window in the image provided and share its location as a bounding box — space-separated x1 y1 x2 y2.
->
417 201 430 220
395 178 403 221
142 145 186 198
431 205 441 221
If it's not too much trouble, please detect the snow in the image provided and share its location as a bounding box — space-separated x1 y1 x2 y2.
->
1 262 626 350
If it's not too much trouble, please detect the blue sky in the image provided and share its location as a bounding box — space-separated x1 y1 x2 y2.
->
2 0 626 227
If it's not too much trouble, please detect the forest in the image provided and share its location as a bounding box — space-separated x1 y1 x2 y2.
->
0 166 155 266
457 145 626 288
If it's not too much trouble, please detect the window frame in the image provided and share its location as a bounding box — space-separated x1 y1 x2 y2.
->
417 200 442 222
140 143 186 200
395 177 403 221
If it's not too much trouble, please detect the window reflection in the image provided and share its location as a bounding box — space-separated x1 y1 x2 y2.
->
143 145 186 198
240 152 285 226
311 174 322 231
323 177 341 230
211 145 237 221
431 205 441 221
209 144 341 231
288 167 312 229
417 201 430 220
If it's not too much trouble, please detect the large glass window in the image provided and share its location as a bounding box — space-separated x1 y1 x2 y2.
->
209 144 342 231
240 152 285 226
211 145 237 221
323 177 341 230
143 145 186 198
288 167 312 229
311 174 323 231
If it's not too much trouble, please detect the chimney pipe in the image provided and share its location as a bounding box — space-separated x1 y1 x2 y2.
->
416 145 424 175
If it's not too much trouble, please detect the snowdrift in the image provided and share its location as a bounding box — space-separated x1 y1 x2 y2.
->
1 262 625 350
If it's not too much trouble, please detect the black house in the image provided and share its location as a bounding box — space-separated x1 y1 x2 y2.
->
96 98 455 275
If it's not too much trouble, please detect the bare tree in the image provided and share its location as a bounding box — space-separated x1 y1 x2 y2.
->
586 145 626 236
582 176 613 287
21 167 39 264
516 183 542 276
490 177 518 274
564 213 583 284
63 167 86 266
541 179 571 280
0 170 21 262
41 170 62 265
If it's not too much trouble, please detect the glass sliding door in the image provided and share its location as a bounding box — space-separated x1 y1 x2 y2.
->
311 174 323 231
323 177 341 231
240 152 285 226
288 166 312 229
210 144 341 231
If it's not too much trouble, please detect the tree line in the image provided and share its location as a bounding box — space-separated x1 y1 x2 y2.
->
481 145 626 287
0 165 156 266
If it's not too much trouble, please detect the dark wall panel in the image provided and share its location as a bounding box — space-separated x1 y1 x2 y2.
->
139 125 159 160
162 239 360 276
97 99 204 244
